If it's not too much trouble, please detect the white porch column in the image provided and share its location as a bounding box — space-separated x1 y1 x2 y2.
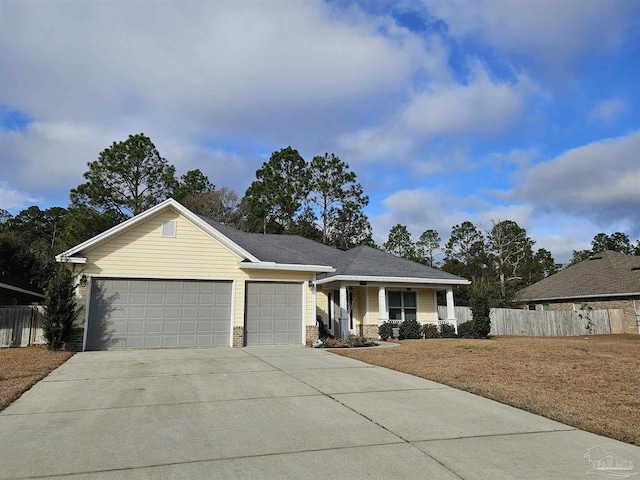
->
446 287 458 334
378 286 388 325
339 284 348 339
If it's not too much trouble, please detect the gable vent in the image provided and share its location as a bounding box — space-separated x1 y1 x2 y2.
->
161 220 177 238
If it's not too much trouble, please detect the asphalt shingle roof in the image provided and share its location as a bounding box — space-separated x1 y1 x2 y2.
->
320 245 466 282
517 250 640 301
201 218 468 283
200 218 342 266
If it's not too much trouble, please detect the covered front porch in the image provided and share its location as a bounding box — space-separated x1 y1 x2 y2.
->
313 279 461 339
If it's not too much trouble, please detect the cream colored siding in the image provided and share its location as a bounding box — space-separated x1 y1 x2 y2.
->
316 290 328 323
83 211 241 278
79 208 315 333
366 287 379 324
417 288 437 323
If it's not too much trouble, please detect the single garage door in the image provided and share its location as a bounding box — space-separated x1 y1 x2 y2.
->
245 282 303 346
86 279 231 350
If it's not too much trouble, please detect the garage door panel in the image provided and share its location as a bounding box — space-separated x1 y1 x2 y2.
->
181 320 196 332
164 321 179 333
182 294 197 305
127 322 145 333
144 336 160 348
163 335 179 347
245 282 303 346
86 279 231 350
146 322 162 333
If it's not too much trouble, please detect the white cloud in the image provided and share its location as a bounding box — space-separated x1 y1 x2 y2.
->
0 1 425 138
0 181 40 213
424 0 639 74
401 67 528 136
588 98 628 124
338 65 532 161
0 1 441 203
511 131 640 235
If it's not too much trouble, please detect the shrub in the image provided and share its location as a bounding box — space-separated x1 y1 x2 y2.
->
378 321 395 341
469 277 493 338
457 321 477 339
43 266 78 350
320 335 376 348
439 323 457 338
399 318 422 339
423 323 440 339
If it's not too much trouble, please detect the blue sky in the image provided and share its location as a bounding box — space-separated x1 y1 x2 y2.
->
1 0 639 262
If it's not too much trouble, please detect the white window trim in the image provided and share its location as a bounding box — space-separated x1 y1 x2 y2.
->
387 289 418 322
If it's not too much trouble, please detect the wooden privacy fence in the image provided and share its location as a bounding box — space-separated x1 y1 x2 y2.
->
0 306 46 347
437 306 618 337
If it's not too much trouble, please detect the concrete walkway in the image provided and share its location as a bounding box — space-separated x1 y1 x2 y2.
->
0 346 637 479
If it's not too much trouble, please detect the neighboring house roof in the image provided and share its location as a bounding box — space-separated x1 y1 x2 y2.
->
56 198 469 285
517 250 640 302
0 272 45 298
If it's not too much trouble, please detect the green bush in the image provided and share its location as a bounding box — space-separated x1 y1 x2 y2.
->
43 266 78 350
457 321 477 339
439 323 457 338
399 318 422 339
378 321 395 341
468 277 494 338
423 323 440 339
320 335 376 348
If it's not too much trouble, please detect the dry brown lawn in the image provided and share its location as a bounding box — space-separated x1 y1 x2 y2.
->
0 346 73 410
332 335 640 445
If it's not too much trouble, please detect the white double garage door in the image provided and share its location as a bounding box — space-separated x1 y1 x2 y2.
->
86 279 304 350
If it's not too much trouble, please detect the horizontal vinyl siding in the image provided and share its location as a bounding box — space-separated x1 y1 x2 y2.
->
80 208 315 331
418 289 437 323
316 290 328 323
84 211 241 278
366 287 379 325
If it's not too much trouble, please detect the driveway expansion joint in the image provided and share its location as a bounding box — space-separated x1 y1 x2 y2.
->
5 441 408 480
242 349 466 480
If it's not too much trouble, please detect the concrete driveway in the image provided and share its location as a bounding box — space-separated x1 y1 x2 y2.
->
1 347 638 479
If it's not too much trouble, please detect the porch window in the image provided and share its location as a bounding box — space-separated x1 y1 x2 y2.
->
388 291 417 322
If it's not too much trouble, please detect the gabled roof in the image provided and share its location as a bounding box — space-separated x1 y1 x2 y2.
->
517 250 640 302
56 199 261 264
56 198 469 284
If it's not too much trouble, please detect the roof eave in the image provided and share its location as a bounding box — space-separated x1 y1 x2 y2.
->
55 255 87 264
315 275 470 286
516 291 640 303
0 282 45 298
